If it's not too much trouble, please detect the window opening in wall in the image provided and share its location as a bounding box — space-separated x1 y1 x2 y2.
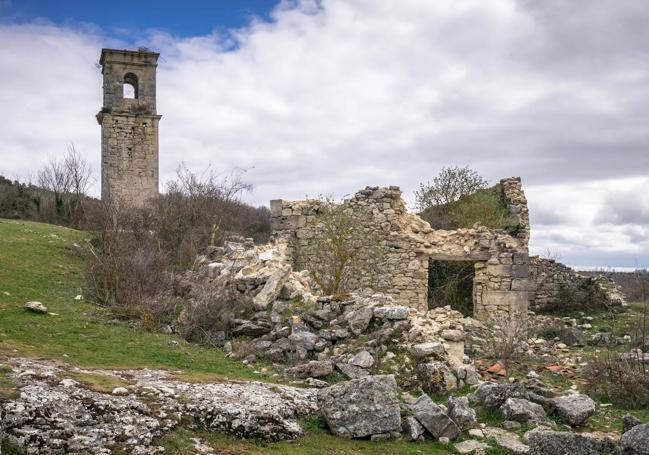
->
123 72 139 99
428 259 476 316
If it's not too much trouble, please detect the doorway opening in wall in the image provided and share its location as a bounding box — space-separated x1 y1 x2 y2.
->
428 259 476 316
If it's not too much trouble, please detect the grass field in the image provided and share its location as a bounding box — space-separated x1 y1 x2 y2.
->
0 218 457 454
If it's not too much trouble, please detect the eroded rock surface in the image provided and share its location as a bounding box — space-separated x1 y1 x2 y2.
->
0 358 318 453
317 375 401 439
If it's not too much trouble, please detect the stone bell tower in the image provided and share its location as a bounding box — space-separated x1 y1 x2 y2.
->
97 48 161 206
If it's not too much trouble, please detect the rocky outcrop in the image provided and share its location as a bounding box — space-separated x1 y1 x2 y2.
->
317 375 401 439
0 358 318 453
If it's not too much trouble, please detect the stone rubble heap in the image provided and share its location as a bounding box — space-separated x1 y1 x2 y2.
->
185 238 484 392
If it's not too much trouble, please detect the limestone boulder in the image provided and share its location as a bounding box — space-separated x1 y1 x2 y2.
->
335 363 369 380
619 423 649 454
317 375 401 439
286 360 334 379
455 440 491 454
345 307 374 335
552 393 596 427
417 361 457 394
527 430 616 455
622 414 642 434
409 342 446 359
447 396 477 430
402 415 426 441
350 350 374 369
24 301 48 314
373 306 410 320
502 398 546 424
410 394 460 440
253 265 292 310
474 382 528 410
557 327 586 346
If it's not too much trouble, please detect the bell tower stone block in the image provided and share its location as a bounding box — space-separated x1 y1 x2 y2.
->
97 48 161 206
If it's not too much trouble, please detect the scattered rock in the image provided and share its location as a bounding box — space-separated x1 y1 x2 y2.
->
417 361 457 394
24 301 47 314
286 360 334 378
469 428 484 438
455 439 491 454
557 327 586 346
409 342 446 359
622 414 642 434
474 382 527 410
252 265 292 310
402 415 426 441
231 320 271 337
373 306 410 320
335 362 369 379
346 307 373 335
441 329 465 342
552 393 596 427
447 396 477 430
483 427 529 454
527 430 615 455
502 398 546 424
318 375 401 439
350 350 374 369
111 386 130 396
619 423 649 454
410 394 460 440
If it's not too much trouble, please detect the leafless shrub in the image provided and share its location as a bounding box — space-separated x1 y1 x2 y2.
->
84 165 267 337
583 351 649 408
85 201 169 316
584 273 649 408
483 313 528 374
293 199 380 295
175 281 244 346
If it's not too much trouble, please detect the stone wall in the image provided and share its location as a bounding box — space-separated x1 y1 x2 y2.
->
529 257 627 312
98 48 161 206
271 177 530 321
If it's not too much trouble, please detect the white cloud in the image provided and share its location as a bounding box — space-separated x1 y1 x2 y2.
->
0 0 648 268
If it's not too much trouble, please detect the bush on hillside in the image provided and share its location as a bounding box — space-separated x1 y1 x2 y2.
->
85 166 270 333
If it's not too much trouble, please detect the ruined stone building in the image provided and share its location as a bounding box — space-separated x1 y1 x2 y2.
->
97 48 161 206
270 178 625 321
271 178 531 321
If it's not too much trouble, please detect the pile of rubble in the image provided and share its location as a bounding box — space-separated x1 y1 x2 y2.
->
185 238 483 393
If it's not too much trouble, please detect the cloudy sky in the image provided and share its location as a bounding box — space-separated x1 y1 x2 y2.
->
0 0 647 269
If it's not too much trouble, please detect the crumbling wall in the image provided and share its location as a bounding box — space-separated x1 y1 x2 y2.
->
529 257 627 312
271 177 530 321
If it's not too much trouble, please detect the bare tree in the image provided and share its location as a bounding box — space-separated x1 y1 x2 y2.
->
294 200 380 295
38 155 72 219
64 144 92 225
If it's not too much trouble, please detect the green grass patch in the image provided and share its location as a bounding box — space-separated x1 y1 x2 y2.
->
64 371 131 394
157 423 459 455
0 364 18 400
0 219 269 381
